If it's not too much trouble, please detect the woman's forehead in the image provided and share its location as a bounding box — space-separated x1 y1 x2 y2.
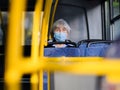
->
56 24 66 28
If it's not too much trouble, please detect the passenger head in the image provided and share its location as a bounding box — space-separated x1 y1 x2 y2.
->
51 19 71 42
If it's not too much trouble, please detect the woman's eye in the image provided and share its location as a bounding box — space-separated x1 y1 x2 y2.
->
63 28 67 32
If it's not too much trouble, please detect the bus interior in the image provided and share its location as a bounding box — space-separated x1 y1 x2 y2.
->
0 0 120 90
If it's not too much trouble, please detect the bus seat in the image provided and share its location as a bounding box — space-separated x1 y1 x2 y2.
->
85 41 112 56
44 47 80 90
44 47 80 57
78 39 105 56
78 43 87 56
85 43 109 56
77 40 112 57
77 40 112 90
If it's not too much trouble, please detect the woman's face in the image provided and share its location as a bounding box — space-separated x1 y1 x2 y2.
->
53 25 69 42
54 25 68 34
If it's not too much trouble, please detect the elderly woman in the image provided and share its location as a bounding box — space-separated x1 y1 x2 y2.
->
50 19 72 48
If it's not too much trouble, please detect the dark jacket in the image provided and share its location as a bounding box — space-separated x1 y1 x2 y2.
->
45 39 76 48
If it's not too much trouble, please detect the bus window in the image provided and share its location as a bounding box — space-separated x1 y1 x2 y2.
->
105 0 120 40
111 0 120 18
109 0 120 40
24 12 33 45
0 12 8 45
0 11 34 45
112 19 120 39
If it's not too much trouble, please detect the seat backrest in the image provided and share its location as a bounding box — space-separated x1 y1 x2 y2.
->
44 47 80 90
85 43 110 56
46 40 77 48
78 40 112 57
78 39 106 56
44 47 80 57
78 43 87 56
85 41 112 57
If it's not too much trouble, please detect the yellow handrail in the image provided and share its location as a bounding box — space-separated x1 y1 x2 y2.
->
20 57 120 83
44 0 53 46
31 0 43 90
5 0 27 90
38 0 52 90
16 57 120 82
49 0 59 39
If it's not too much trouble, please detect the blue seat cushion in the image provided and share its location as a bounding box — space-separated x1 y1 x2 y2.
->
44 48 80 57
85 43 109 56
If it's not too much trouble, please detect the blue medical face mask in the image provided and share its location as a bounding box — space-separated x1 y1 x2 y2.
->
54 32 67 42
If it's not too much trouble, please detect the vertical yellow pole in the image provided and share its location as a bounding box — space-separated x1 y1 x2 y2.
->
44 0 53 46
49 0 59 38
39 0 52 56
47 0 58 89
31 0 43 90
39 1 52 90
38 11 44 90
5 0 26 90
39 71 44 90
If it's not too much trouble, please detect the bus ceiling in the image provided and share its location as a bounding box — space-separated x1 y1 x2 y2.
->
0 0 106 11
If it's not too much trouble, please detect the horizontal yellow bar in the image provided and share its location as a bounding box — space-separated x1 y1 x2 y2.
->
18 57 120 75
43 57 103 62
11 57 120 83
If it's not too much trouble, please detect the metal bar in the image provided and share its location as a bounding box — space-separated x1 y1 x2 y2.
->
44 0 53 46
39 0 53 56
101 3 106 40
84 8 90 39
31 0 43 90
4 0 27 90
18 57 120 84
39 0 53 89
110 14 120 23
49 0 59 39
39 70 43 90
19 57 120 75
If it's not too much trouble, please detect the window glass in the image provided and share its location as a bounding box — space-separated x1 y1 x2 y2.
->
112 19 120 39
24 12 33 45
107 0 120 40
0 12 34 45
0 12 7 45
111 0 120 18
